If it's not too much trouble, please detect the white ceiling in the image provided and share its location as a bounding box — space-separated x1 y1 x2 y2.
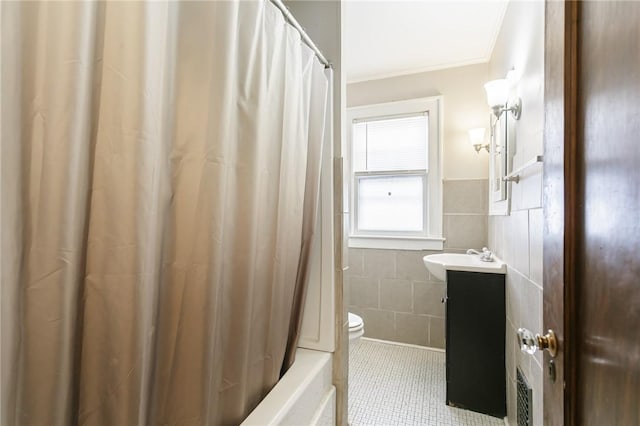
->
345 0 509 83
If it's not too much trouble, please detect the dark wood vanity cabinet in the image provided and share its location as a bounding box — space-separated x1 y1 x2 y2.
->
445 270 506 419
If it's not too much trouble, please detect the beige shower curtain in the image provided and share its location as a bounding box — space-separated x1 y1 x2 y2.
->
0 1 329 425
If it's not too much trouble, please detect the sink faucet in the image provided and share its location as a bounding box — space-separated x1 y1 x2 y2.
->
466 247 494 262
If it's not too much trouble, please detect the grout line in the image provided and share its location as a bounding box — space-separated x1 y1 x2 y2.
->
507 266 542 292
411 280 415 313
530 278 543 292
443 212 488 216
530 351 543 371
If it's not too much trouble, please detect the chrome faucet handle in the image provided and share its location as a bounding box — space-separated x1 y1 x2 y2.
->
479 248 494 262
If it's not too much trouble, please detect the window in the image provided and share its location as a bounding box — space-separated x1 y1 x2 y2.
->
353 115 427 233
348 97 443 250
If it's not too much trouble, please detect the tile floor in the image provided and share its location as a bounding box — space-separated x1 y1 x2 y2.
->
348 339 505 426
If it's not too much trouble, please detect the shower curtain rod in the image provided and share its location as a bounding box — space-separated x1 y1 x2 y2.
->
269 0 331 68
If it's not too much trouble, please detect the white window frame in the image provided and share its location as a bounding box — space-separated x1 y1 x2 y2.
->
347 97 444 251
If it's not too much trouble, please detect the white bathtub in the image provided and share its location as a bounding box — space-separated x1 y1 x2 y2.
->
241 349 335 426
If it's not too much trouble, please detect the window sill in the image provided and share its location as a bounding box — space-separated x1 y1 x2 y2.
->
348 235 445 251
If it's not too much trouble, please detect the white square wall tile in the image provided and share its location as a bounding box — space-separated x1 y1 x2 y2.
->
510 209 530 277
528 208 543 285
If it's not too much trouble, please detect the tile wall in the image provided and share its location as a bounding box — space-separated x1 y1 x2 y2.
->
346 179 488 349
488 1 545 425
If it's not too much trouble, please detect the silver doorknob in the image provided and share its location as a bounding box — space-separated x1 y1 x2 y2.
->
517 328 558 358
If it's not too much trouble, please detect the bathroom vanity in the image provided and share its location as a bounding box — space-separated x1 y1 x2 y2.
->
423 253 506 418
445 270 505 418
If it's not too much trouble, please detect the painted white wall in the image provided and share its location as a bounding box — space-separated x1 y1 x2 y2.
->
347 63 490 180
487 2 545 426
284 0 345 159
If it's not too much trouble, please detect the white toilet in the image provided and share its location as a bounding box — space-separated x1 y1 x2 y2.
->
348 312 364 345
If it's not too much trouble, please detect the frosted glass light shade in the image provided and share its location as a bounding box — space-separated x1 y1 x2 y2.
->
484 79 509 108
468 128 486 146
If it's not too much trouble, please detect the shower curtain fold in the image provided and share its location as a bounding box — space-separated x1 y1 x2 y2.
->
0 1 329 425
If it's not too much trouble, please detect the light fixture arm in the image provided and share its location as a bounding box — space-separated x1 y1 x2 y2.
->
473 143 490 154
492 97 522 120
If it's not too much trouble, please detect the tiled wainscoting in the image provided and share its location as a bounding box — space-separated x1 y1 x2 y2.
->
346 179 488 349
490 193 544 426
487 1 545 424
347 248 446 348
442 179 488 251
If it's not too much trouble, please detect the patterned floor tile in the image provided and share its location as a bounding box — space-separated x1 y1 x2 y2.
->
349 339 505 426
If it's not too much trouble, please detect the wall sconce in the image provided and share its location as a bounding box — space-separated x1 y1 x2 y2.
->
484 78 522 120
468 127 488 153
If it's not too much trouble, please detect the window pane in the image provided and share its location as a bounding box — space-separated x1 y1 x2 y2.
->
357 175 424 232
353 115 428 172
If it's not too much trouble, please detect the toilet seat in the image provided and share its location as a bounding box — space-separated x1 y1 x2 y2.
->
348 312 363 329
348 312 364 344
349 312 364 340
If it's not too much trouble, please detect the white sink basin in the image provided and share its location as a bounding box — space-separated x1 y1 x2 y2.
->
422 253 506 281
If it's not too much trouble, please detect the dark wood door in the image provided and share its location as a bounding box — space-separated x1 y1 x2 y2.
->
544 1 640 424
542 1 569 424
576 1 640 424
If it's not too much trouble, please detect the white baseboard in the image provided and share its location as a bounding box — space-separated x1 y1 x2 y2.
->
360 337 446 353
